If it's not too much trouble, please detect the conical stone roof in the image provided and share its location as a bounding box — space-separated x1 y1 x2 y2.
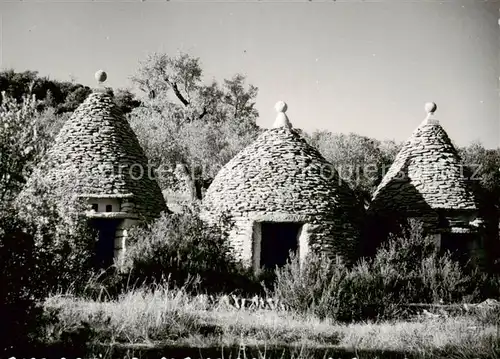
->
203 101 362 261
30 85 167 220
369 102 477 224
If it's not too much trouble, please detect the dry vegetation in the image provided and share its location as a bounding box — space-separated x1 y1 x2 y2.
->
30 218 500 358
43 286 500 358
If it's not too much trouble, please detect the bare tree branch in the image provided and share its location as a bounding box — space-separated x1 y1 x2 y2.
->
198 106 207 121
165 77 190 107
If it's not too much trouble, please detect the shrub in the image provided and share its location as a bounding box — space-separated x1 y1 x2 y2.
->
0 92 66 209
0 168 100 352
271 219 483 322
373 220 479 304
0 209 39 353
0 207 65 354
10 168 97 298
271 252 398 322
119 210 259 295
272 251 348 320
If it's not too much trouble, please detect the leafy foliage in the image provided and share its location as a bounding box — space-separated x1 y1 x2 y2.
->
129 52 261 191
458 141 500 271
13 168 97 296
0 170 97 352
0 69 140 114
272 220 482 322
309 131 401 201
0 92 67 206
120 210 258 294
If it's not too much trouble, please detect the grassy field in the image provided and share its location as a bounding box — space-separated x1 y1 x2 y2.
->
42 286 500 359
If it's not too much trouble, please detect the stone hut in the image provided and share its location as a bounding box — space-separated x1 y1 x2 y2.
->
202 101 362 272
25 71 167 267
367 102 482 264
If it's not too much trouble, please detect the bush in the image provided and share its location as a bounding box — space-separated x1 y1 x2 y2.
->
119 210 259 295
272 251 348 320
271 219 483 322
373 220 479 304
0 169 100 352
9 168 98 298
0 92 66 209
0 208 66 354
271 252 397 322
0 209 39 353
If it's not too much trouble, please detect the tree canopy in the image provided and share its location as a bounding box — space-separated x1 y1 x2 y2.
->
0 69 140 114
308 131 402 202
129 52 261 194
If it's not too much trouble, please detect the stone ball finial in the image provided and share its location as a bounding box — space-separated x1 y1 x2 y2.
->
275 101 288 113
273 100 292 129
95 70 107 83
425 102 437 114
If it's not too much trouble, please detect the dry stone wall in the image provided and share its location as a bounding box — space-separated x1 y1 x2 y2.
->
31 91 167 221
203 127 363 263
370 119 477 230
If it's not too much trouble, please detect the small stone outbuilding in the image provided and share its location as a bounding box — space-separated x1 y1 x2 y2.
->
24 72 167 267
367 102 482 264
202 101 362 272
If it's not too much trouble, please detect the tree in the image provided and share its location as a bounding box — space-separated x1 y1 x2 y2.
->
112 88 141 114
0 92 67 208
0 70 38 104
131 52 259 125
309 131 398 201
131 52 203 116
0 168 97 354
222 74 259 123
129 52 261 195
58 85 92 113
0 70 94 113
458 141 500 271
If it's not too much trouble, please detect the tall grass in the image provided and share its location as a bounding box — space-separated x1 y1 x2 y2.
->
44 284 341 348
43 284 500 358
35 216 500 358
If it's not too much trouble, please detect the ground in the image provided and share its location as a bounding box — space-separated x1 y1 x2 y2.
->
41 288 500 359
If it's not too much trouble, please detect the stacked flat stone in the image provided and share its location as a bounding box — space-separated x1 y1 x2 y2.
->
203 102 361 263
369 103 477 230
32 90 167 220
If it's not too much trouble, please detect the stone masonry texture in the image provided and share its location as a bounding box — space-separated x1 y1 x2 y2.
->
202 127 363 263
30 91 167 220
369 118 478 231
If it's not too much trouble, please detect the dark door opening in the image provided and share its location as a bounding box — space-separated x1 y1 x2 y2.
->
90 219 120 268
260 222 301 269
440 233 474 266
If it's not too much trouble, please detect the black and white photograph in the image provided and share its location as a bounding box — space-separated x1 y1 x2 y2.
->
0 0 499 358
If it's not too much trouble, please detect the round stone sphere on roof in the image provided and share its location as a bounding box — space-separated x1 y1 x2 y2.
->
275 101 288 113
95 70 107 83
425 102 437 114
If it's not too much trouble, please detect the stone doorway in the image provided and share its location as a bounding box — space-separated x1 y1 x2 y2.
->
91 219 120 268
259 222 302 269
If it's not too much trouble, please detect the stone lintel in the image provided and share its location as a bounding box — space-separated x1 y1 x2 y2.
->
85 211 139 219
449 227 475 234
78 193 135 199
248 212 309 223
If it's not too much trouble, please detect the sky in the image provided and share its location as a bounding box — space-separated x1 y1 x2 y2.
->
1 0 499 148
